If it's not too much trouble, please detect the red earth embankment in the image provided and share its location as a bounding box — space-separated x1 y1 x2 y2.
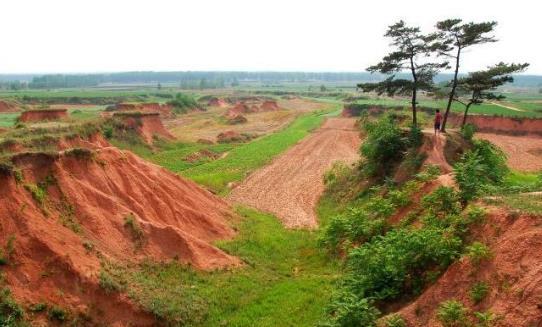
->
114 102 174 118
19 109 68 122
113 112 175 144
208 97 228 107
396 208 542 327
0 143 239 324
447 114 542 136
224 100 281 118
0 99 20 112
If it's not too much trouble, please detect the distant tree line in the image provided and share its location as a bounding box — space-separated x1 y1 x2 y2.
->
358 19 529 130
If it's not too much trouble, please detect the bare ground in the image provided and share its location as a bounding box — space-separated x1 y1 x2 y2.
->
476 132 542 172
228 118 361 229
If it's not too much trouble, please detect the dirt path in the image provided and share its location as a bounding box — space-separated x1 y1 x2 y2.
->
228 118 361 229
488 101 525 112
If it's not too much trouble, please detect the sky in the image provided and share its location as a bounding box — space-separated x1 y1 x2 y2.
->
0 0 540 74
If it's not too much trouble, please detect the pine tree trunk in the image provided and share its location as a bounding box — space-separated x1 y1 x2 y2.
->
442 47 461 133
410 55 418 126
462 102 472 127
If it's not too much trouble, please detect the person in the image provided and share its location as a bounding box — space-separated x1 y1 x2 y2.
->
434 109 442 135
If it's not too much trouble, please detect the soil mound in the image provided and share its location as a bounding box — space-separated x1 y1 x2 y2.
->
217 130 253 143
113 112 175 144
0 144 239 324
208 97 227 107
225 102 252 118
0 99 19 113
184 149 221 163
114 102 174 118
226 114 248 125
260 100 279 111
19 109 68 122
396 208 542 326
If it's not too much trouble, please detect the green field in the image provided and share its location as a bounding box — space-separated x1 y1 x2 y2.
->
137 108 338 194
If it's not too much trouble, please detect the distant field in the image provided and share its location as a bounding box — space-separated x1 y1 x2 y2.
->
352 97 542 118
168 107 337 193
0 113 19 128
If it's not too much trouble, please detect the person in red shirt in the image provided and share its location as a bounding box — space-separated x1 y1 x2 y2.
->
434 109 442 135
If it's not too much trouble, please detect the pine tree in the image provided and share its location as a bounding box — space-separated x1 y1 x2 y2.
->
433 19 497 131
358 21 444 126
454 62 529 126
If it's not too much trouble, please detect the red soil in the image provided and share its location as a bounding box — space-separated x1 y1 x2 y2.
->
19 109 68 122
114 112 175 144
0 142 239 324
216 130 250 143
476 133 542 172
396 208 542 327
224 100 280 118
260 100 280 111
447 114 542 136
116 102 174 118
208 98 227 107
0 100 19 113
421 132 453 174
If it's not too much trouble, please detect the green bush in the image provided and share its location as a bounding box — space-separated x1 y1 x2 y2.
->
437 300 469 327
470 281 490 304
422 187 461 217
0 288 24 325
99 270 123 294
168 93 200 114
474 310 496 327
384 313 407 327
347 227 462 301
454 140 508 202
48 306 68 322
408 124 423 148
360 115 407 177
325 293 379 327
461 124 476 141
466 242 492 266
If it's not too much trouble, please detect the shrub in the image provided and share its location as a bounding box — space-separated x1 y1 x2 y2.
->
422 187 461 217
99 270 123 294
461 124 476 141
466 242 492 266
470 281 490 304
454 140 508 202
48 306 68 322
474 311 496 327
325 293 380 327
124 213 145 247
360 115 407 177
384 313 406 327
29 302 48 313
437 300 469 327
65 148 94 161
347 227 462 301
320 207 387 253
0 288 24 324
415 165 441 182
408 124 423 148
168 93 200 114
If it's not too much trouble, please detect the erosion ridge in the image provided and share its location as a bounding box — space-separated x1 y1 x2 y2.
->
0 135 239 324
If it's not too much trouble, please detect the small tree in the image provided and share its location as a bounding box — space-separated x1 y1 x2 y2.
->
433 19 498 132
454 62 529 126
358 21 444 126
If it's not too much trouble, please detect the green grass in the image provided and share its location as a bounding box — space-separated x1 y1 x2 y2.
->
177 110 334 193
0 113 19 128
119 207 341 326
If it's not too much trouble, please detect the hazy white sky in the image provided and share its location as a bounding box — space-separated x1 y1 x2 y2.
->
1 0 540 74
